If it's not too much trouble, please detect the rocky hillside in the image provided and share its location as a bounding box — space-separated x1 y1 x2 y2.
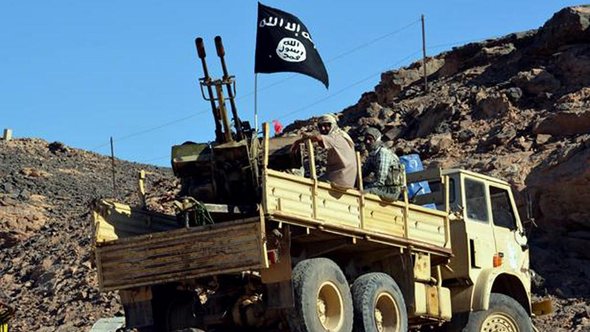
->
0 138 178 331
2 5 590 332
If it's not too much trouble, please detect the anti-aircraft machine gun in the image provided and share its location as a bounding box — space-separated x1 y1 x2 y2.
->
171 36 297 225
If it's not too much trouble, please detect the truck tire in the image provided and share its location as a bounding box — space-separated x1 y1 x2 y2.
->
352 273 407 332
287 258 353 332
463 293 532 332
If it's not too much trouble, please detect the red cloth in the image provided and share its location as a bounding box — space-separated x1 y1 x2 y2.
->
272 120 283 135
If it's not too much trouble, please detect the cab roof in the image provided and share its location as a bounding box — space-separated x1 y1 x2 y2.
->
442 168 511 187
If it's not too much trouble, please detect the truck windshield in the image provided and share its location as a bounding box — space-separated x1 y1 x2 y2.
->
465 178 489 223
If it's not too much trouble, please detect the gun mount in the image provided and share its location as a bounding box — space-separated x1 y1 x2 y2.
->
171 36 299 215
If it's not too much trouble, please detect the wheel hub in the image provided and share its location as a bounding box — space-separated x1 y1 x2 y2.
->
316 281 344 331
481 313 518 332
375 308 384 331
374 292 400 332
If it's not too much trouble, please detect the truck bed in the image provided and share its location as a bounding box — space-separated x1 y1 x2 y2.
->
93 168 451 291
93 202 267 291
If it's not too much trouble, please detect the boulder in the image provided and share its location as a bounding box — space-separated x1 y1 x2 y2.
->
365 102 383 118
48 141 68 154
375 58 444 105
505 87 523 103
513 136 533 151
533 109 590 136
556 45 590 86
457 129 475 143
20 167 51 178
475 91 513 118
407 102 454 138
530 6 590 55
480 126 517 149
511 68 561 96
376 68 421 105
526 143 590 229
427 133 454 154
536 134 552 145
482 43 517 57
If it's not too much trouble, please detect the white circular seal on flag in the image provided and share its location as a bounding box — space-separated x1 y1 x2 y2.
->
276 38 307 63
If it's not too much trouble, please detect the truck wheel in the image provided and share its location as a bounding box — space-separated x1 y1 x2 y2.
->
352 273 407 332
463 293 532 332
287 258 353 332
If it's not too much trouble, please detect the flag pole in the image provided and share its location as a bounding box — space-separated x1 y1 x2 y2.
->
254 73 259 133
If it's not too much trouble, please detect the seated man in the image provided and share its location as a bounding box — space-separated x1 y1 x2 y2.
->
291 114 357 189
362 127 404 201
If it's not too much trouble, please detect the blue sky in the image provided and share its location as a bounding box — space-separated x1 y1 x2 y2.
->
0 1 584 166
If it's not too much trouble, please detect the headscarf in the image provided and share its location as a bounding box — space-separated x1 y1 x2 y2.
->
318 114 338 135
364 127 382 141
364 127 383 152
318 114 354 147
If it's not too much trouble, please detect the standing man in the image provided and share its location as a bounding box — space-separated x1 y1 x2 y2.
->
362 127 404 201
292 114 357 189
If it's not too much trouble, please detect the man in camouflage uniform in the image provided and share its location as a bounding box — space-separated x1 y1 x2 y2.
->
362 127 404 201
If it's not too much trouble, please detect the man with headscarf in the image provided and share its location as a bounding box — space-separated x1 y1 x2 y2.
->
362 127 404 200
291 114 357 189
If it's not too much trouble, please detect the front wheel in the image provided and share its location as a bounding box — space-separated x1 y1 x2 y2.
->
352 273 407 332
463 293 532 332
287 258 353 332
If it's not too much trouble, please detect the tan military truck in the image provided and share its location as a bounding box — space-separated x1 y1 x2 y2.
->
91 37 538 332
93 129 536 331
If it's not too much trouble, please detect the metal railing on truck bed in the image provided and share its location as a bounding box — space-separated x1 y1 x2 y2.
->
260 123 451 259
262 168 451 257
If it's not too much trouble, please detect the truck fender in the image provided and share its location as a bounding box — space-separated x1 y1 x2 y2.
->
471 268 531 314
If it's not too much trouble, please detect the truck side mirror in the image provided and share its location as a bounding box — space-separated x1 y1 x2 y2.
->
522 190 538 235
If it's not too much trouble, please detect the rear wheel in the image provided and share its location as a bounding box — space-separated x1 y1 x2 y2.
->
463 293 532 332
352 273 407 332
287 258 353 332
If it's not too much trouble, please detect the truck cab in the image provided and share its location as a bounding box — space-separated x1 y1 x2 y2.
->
440 169 531 330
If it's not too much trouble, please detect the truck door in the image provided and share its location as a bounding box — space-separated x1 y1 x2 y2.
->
463 177 495 270
488 185 529 273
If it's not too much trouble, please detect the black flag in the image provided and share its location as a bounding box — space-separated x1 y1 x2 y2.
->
255 2 329 88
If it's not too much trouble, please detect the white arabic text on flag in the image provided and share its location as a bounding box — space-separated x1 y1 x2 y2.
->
254 2 329 88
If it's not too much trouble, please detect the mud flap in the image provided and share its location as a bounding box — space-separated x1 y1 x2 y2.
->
266 280 295 309
532 298 553 316
119 287 154 329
